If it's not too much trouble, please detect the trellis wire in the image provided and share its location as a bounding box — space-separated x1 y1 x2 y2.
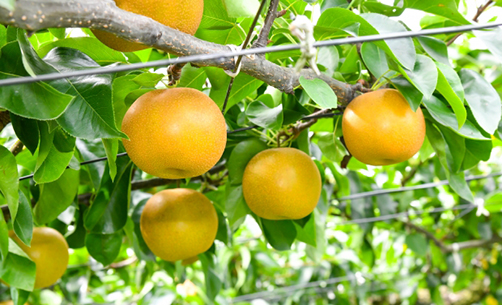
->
336 172 502 202
0 21 500 87
231 269 402 303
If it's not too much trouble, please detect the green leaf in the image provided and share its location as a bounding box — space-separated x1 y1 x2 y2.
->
318 133 346 162
391 77 423 111
0 145 19 221
294 213 317 247
399 54 438 99
0 239 36 291
112 75 142 128
474 27 502 62
199 253 222 301
403 0 469 24
361 42 391 79
13 191 33 247
362 1 405 16
37 37 129 65
17 31 125 139
460 69 502 135
225 185 250 229
33 122 74 184
447 171 474 202
223 0 260 18
317 46 339 77
178 64 208 90
362 13 416 70
246 100 283 130
423 96 488 140
405 234 427 256
66 206 87 249
426 121 474 202
9 114 39 154
0 0 15 11
299 77 338 109
417 36 449 66
316 9 415 69
0 211 8 259
102 138 118 181
228 138 268 185
0 41 73 120
85 232 123 266
132 73 164 87
196 0 244 45
129 201 155 260
261 218 297 251
212 73 263 112
435 62 466 128
10 287 30 305
84 158 133 233
33 169 79 225
437 125 465 173
44 48 126 139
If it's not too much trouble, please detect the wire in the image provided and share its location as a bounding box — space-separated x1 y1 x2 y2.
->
336 172 502 202
335 203 476 226
0 22 500 88
231 269 401 303
18 152 129 181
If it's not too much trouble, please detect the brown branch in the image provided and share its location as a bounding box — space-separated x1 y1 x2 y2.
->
444 235 502 252
0 0 356 103
404 221 448 252
252 0 280 49
167 63 186 86
277 108 331 146
405 221 502 253
110 256 137 269
10 140 24 156
0 111 10 132
447 0 493 46
1 162 228 219
401 161 422 186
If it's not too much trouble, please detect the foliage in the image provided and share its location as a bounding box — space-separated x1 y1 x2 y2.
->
1 0 502 304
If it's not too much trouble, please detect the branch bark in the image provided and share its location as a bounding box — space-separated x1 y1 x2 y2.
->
0 0 356 103
0 111 10 132
447 0 493 46
405 221 502 253
252 0 280 49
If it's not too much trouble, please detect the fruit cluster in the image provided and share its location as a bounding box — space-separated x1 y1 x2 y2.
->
5 0 426 290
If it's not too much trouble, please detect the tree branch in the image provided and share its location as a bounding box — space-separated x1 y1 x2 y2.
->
10 140 24 156
0 111 10 132
252 0 280 49
404 221 448 252
447 0 493 46
0 0 356 103
405 221 502 253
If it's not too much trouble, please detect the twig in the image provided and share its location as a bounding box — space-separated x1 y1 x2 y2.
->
221 0 268 113
0 111 10 133
10 140 24 156
447 0 493 46
277 108 332 146
110 256 137 269
444 235 502 252
252 0 280 49
401 161 422 186
404 221 448 252
405 221 502 253
167 63 186 86
1 162 228 219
